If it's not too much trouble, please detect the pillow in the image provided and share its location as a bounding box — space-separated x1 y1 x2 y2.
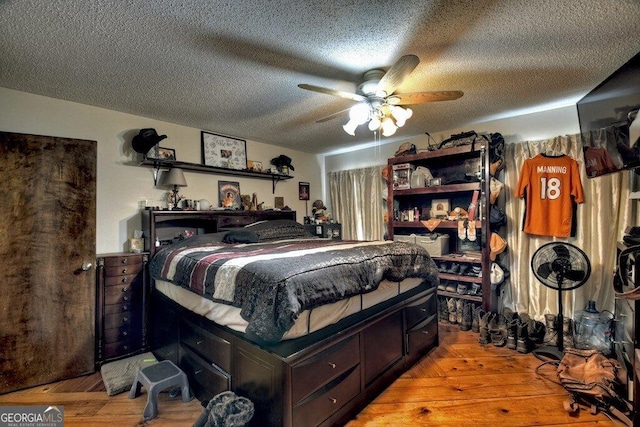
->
223 229 259 244
244 219 314 241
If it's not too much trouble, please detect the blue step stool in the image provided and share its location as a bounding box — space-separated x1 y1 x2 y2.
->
129 360 192 420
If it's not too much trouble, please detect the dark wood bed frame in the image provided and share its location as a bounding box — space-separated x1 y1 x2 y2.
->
143 210 439 427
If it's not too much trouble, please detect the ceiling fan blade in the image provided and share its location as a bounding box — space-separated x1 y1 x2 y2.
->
376 54 420 96
388 91 464 105
315 108 350 123
298 84 367 102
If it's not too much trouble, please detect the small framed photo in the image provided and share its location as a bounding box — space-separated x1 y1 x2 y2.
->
218 180 241 210
157 147 176 161
247 160 263 172
274 196 284 209
428 177 442 187
202 131 247 170
299 182 310 200
431 199 450 219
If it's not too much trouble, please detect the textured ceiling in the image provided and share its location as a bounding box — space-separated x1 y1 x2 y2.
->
1 0 639 154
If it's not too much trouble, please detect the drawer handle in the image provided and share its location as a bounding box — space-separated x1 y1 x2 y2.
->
194 369 203 375
329 397 337 404
121 258 128 264
123 317 129 323
121 277 129 283
122 305 128 311
328 362 336 369
122 268 129 274
422 331 430 335
196 340 203 345
122 331 128 337
420 308 427 312
123 345 128 350
123 296 129 301
122 287 129 292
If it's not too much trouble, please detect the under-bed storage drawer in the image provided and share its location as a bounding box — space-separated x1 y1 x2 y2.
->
404 290 436 330
180 345 231 402
292 364 360 427
363 311 404 385
405 313 438 367
291 334 359 404
180 318 232 373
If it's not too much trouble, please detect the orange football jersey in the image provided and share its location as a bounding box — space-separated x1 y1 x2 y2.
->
515 154 584 237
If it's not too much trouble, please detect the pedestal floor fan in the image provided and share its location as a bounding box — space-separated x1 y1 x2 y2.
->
531 242 591 361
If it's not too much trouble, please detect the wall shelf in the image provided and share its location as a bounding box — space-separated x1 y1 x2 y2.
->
139 159 293 193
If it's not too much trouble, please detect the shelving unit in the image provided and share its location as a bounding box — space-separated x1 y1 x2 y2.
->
387 144 493 311
139 158 293 193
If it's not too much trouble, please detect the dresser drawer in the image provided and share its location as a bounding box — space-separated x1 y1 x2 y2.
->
292 364 360 427
180 319 231 372
104 340 138 359
105 273 142 287
104 311 137 329
103 255 144 268
104 325 139 343
104 264 143 278
180 346 230 402
291 334 359 404
104 301 134 315
405 290 436 330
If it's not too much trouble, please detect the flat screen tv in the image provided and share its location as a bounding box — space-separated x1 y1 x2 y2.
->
577 51 640 178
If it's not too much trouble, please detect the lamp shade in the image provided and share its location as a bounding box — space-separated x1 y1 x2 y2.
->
162 168 187 187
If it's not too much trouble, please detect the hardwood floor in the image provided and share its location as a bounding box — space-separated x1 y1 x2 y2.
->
0 323 621 426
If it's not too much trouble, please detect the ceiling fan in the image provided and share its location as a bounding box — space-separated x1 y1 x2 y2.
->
298 54 463 136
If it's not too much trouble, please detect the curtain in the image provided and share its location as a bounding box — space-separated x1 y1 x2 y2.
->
328 166 386 241
502 133 632 321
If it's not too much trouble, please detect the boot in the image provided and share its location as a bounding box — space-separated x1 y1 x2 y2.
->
460 302 472 331
472 306 484 333
516 320 534 353
456 299 464 327
437 296 446 323
503 309 518 350
478 311 493 345
447 298 457 324
563 317 574 349
543 313 558 346
489 313 507 347
529 320 546 345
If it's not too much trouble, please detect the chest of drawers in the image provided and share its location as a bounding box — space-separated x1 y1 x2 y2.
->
96 252 148 364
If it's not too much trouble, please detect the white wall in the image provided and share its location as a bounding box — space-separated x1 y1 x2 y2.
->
0 88 322 253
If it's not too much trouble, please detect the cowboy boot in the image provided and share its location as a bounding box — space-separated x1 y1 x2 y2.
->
516 320 534 353
489 313 507 347
529 320 546 345
543 313 558 346
479 311 493 345
456 299 464 327
460 302 472 331
472 306 484 333
563 318 574 349
447 298 457 324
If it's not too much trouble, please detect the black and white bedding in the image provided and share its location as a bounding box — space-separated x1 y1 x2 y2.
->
149 220 439 344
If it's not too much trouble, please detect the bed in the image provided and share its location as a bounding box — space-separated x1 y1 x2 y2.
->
144 210 439 426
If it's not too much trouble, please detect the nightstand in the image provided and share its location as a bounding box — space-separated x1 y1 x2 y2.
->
96 252 149 364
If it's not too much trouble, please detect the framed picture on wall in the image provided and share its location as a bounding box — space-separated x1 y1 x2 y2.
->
202 131 247 170
299 182 310 200
218 180 241 210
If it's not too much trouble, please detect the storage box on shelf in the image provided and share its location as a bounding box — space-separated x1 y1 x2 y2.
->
386 144 493 311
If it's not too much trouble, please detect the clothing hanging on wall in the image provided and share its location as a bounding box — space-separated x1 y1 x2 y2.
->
514 153 584 238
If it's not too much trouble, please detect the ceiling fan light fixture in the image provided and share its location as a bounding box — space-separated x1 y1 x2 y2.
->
368 116 381 131
349 103 370 125
343 119 358 136
381 116 397 136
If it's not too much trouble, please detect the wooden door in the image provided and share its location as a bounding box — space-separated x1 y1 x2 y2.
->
0 132 96 393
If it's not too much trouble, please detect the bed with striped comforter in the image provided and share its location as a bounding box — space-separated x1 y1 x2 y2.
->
149 234 438 344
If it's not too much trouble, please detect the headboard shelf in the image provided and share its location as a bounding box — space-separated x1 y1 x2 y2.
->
141 209 296 256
